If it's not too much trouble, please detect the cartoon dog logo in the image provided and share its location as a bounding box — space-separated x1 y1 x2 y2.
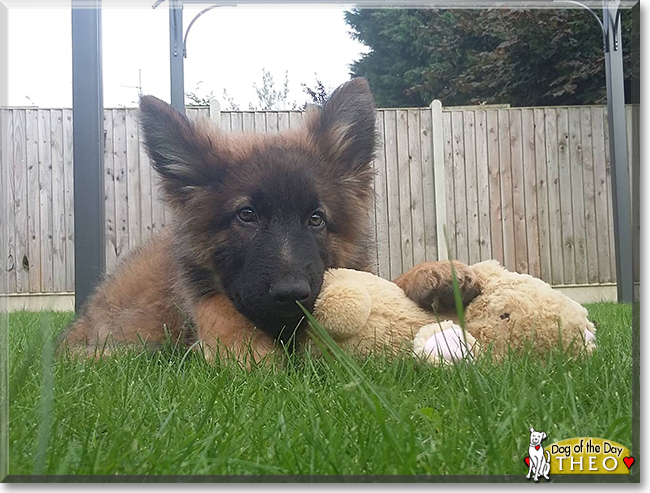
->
525 427 551 481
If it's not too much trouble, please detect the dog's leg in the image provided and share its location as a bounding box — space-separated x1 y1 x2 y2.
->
526 459 533 479
393 260 481 312
193 294 276 368
533 457 541 482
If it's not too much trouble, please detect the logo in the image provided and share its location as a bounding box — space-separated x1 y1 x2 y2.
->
524 427 551 481
523 430 634 478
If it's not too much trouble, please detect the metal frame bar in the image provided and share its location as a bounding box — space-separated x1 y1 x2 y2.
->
72 0 106 311
0 2 7 108
602 0 634 302
169 0 185 113
149 0 637 5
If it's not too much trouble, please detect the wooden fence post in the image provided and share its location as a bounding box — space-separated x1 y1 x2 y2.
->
431 100 448 261
209 99 221 127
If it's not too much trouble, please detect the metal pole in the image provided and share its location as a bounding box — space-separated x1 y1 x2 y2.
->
0 2 8 480
603 0 634 302
169 0 185 113
72 0 106 311
0 1 7 109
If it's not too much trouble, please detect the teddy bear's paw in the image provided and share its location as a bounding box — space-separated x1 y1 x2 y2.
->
414 323 476 364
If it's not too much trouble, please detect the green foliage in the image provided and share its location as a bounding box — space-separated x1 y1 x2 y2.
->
250 68 300 111
221 89 241 111
185 81 215 106
6 303 632 476
301 77 332 106
346 8 638 107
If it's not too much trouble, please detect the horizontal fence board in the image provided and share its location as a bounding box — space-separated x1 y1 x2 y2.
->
0 103 639 294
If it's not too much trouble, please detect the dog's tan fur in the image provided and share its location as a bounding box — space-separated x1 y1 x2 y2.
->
61 231 187 354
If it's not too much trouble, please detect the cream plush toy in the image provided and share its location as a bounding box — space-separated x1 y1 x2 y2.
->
424 259 597 357
309 268 477 364
309 261 596 363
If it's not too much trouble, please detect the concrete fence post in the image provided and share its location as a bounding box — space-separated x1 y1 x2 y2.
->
430 99 448 261
209 99 221 126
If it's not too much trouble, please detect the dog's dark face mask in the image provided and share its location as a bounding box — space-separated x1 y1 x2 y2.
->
139 78 377 340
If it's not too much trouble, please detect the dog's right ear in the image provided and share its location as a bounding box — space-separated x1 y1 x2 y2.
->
306 78 377 178
530 427 535 433
139 96 223 204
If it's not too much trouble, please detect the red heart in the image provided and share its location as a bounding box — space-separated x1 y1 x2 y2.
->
524 457 530 467
623 457 635 469
535 445 540 450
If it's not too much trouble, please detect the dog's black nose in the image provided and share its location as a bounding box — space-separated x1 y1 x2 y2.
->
270 279 311 304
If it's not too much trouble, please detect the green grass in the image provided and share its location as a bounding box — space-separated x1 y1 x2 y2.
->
6 303 632 477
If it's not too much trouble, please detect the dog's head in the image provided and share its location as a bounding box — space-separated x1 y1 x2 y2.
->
139 78 377 339
529 427 547 446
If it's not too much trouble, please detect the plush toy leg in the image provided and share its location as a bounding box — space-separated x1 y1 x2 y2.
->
584 328 596 352
394 260 482 312
414 322 477 364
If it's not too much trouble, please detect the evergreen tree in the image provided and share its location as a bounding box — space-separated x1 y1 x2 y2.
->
346 8 638 107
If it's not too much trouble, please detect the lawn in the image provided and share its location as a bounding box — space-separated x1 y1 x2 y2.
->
5 303 633 478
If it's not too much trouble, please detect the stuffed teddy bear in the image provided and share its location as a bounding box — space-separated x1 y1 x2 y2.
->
308 268 477 363
199 261 596 366
401 260 597 358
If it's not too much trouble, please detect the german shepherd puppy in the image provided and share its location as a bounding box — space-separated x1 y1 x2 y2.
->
60 78 480 362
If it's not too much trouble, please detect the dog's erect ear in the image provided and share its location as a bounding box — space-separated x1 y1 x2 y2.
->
139 96 223 203
306 78 377 176
530 427 535 433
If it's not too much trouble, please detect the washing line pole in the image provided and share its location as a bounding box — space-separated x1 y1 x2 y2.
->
602 0 634 303
71 0 106 311
168 0 186 113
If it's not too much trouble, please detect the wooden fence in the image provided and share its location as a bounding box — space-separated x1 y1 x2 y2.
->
0 103 639 295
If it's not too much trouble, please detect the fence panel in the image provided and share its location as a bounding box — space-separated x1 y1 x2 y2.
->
0 104 639 293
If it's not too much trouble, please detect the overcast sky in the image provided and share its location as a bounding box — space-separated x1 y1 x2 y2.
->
6 3 368 108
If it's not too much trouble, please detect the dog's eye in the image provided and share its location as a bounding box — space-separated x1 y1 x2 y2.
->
308 211 325 228
237 207 257 223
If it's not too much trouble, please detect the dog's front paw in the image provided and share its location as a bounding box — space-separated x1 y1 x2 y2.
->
394 260 481 312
